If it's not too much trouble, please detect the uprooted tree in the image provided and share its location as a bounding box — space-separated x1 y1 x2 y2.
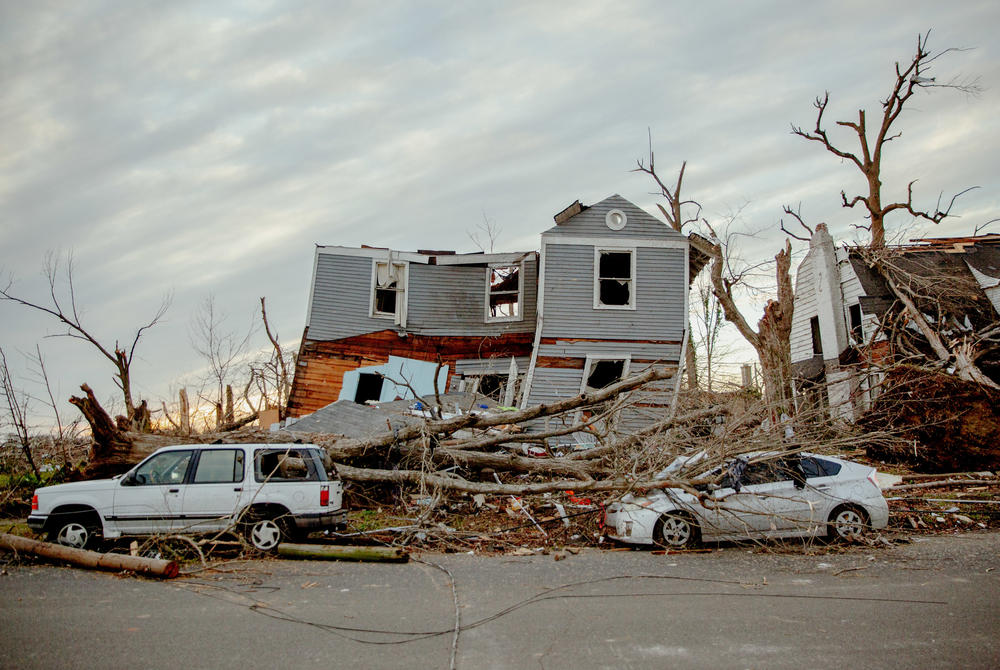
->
0 251 170 431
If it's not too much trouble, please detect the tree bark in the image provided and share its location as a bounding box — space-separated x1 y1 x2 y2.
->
685 330 699 390
68 383 135 478
0 533 179 578
755 240 795 412
277 543 409 562
179 388 191 435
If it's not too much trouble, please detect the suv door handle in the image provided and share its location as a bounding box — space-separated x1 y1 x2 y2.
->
233 487 242 492
168 488 180 493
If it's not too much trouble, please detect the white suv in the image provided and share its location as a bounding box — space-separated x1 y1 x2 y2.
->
27 443 345 551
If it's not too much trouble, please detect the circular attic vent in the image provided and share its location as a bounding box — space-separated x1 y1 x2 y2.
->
605 209 627 230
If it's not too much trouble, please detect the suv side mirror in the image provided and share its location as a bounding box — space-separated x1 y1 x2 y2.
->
122 471 142 486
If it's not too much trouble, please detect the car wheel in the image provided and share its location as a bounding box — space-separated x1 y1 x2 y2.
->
49 518 99 550
653 512 699 549
827 505 869 541
247 517 286 551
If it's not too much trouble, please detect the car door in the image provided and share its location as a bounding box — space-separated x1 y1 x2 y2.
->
178 448 248 533
792 456 846 531
112 449 194 535
712 460 814 537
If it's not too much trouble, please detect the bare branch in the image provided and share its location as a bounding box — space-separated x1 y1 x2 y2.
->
779 204 815 242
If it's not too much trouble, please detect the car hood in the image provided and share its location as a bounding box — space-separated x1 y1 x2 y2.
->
36 478 119 496
620 487 698 507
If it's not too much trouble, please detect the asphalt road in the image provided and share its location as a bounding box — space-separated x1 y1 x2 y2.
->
1 532 998 670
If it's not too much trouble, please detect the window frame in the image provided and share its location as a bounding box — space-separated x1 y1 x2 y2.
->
254 448 327 483
848 303 864 344
593 247 637 310
809 316 823 356
369 259 409 326
128 449 195 486
484 260 525 323
580 354 632 394
191 448 245 485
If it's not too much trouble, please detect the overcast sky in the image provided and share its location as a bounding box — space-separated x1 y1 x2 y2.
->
2 1 998 429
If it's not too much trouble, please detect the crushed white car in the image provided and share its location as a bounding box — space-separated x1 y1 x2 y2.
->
604 452 889 547
27 443 345 551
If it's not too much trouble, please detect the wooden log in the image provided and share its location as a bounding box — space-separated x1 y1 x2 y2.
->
884 479 997 492
0 533 179 579
277 543 409 563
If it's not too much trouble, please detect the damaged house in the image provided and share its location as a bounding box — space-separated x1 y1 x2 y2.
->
286 194 699 433
790 224 1000 420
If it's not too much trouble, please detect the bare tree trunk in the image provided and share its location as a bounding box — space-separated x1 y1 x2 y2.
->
755 241 795 412
0 533 179 579
179 388 190 435
224 385 234 424
68 383 135 478
260 297 291 414
685 331 698 390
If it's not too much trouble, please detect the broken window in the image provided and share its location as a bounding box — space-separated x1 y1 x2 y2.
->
486 264 522 321
475 374 504 401
372 261 406 322
585 359 627 391
354 373 384 405
595 249 634 308
809 316 823 356
255 449 324 483
849 303 863 343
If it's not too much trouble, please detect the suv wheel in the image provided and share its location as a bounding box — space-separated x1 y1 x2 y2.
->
49 518 99 550
247 517 286 551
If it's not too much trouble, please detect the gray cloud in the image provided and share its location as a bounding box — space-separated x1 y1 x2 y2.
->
2 0 998 426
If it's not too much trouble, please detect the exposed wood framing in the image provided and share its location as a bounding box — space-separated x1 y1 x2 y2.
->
287 329 535 416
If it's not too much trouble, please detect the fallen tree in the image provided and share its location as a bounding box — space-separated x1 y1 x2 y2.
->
0 532 179 579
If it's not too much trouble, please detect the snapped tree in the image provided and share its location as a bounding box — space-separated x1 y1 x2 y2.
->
634 154 797 413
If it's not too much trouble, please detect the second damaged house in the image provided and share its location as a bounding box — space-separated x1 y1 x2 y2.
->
287 195 699 434
791 226 1000 420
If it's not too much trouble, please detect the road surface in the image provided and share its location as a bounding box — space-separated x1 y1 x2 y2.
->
1 532 998 669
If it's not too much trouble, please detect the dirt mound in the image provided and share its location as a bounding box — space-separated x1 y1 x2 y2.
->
861 366 1000 473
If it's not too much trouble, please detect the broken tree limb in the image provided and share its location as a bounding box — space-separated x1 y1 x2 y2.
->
333 462 691 496
0 533 179 579
277 543 409 562
430 446 596 479
871 256 1000 390
324 367 674 460
884 479 997 492
566 404 726 461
